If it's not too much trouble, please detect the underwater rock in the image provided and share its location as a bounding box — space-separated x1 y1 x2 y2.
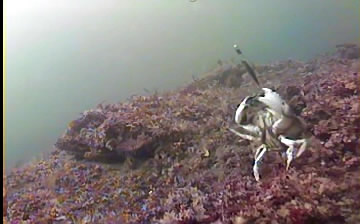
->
187 62 248 89
217 64 246 88
55 87 229 164
335 43 360 59
6 44 360 223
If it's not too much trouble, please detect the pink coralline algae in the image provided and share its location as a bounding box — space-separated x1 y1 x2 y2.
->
5 44 360 224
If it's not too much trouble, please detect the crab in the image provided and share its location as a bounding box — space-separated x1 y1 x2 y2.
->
230 87 311 181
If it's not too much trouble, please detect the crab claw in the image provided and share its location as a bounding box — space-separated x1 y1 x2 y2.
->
235 96 251 124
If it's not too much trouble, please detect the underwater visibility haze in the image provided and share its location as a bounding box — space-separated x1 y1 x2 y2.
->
4 1 360 223
5 0 359 170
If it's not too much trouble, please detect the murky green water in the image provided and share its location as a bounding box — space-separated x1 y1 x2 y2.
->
5 0 359 170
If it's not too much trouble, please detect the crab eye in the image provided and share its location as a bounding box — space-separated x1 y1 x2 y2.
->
236 103 241 108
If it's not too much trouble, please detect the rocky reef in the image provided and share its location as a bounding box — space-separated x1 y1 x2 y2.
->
4 44 360 223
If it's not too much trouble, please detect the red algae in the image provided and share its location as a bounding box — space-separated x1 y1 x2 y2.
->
4 44 360 224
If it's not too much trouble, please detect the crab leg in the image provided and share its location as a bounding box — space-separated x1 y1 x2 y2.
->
240 124 262 136
295 138 309 158
229 128 257 141
253 144 267 181
272 116 292 135
278 135 309 170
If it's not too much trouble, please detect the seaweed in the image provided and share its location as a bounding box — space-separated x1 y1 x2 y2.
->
5 44 360 223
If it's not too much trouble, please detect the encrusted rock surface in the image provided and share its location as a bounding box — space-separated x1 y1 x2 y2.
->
5 44 360 224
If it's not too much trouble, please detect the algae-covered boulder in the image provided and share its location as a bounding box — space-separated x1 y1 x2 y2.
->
55 89 233 164
7 44 360 223
188 62 247 89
